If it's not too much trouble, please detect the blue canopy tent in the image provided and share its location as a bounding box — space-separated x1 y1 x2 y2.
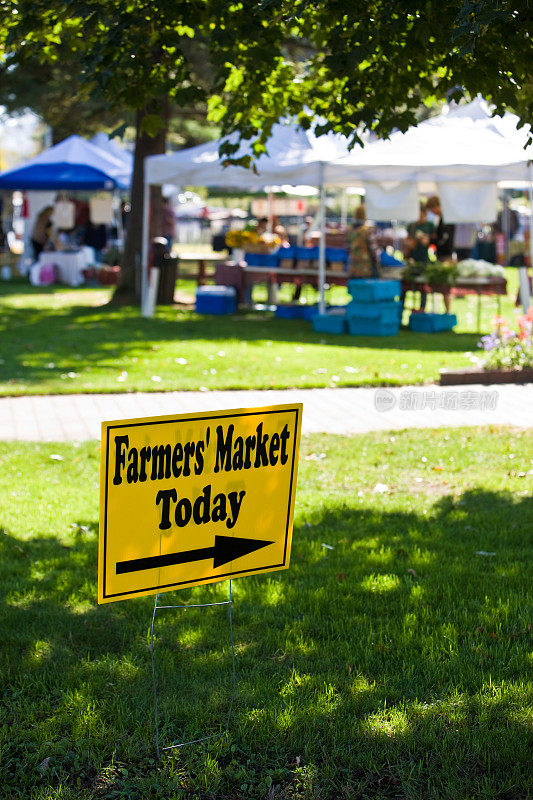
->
0 135 131 190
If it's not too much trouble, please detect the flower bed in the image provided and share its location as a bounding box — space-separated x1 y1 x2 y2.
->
440 309 533 385
479 312 533 370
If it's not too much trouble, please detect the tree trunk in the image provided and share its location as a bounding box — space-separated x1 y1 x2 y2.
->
112 98 169 305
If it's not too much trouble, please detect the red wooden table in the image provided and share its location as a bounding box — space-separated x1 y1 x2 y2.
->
402 277 507 331
215 261 350 303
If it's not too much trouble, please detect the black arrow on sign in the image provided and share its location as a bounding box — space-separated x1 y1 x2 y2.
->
116 535 274 575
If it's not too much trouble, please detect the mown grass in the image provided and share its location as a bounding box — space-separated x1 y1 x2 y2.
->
1 426 532 799
0 270 520 396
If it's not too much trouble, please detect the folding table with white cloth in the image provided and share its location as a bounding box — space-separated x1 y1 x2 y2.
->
33 247 95 287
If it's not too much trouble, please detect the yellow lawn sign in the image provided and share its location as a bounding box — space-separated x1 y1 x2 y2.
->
99 404 302 604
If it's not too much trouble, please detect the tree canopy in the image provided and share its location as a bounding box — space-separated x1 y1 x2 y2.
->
3 0 530 154
0 48 125 143
209 0 532 161
1 0 529 301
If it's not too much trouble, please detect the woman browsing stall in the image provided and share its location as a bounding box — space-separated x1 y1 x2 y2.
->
348 204 381 278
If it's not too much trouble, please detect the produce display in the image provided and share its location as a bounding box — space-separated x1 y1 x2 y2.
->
402 261 458 284
403 258 506 285
455 259 506 279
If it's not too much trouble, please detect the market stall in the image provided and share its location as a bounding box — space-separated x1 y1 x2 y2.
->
0 135 131 191
143 121 353 314
0 134 132 282
328 98 533 310
143 98 533 315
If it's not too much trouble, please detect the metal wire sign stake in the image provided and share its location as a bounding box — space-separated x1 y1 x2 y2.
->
150 581 237 756
98 404 302 756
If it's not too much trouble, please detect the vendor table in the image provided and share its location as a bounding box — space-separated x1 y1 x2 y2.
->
215 263 507 331
215 261 349 303
402 277 507 332
37 247 95 287
177 252 227 285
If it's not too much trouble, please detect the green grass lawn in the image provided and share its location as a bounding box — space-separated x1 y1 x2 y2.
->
1 427 531 799
0 270 520 396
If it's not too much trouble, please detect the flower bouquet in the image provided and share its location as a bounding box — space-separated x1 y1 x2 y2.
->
225 229 281 253
225 229 259 249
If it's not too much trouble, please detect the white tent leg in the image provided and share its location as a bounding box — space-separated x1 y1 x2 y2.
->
141 178 150 314
522 166 533 313
267 189 274 233
318 165 326 315
340 188 348 229
114 189 124 245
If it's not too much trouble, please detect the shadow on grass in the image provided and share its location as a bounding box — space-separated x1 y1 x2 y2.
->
0 282 482 391
0 488 531 797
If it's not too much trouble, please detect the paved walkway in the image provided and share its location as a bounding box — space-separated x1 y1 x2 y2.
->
0 383 531 441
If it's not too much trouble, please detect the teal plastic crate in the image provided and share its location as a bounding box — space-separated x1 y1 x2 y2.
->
408 312 457 332
347 279 401 302
312 313 346 334
345 300 401 323
347 317 399 336
304 304 347 322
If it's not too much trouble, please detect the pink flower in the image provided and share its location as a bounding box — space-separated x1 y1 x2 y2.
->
517 315 532 333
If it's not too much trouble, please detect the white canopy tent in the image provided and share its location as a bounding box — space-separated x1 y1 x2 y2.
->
328 98 533 308
329 103 533 187
143 99 533 312
143 122 352 313
145 123 352 188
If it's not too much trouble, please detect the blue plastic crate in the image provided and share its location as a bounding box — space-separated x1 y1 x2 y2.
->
244 252 263 266
302 304 319 321
196 285 236 315
325 247 350 267
275 304 307 319
278 245 296 259
262 253 280 267
345 300 401 324
347 317 399 336
347 278 401 302
380 251 404 267
312 313 346 335
304 304 347 322
408 312 457 332
245 252 281 267
295 246 319 263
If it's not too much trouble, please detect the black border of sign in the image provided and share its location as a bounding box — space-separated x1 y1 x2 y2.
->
102 407 300 600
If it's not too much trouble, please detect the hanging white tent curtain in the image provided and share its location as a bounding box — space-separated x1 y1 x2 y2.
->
364 181 419 221
437 181 498 224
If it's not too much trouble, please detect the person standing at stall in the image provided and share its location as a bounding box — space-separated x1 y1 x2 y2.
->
349 204 380 278
427 195 455 260
406 202 434 264
404 202 434 312
31 206 54 259
426 195 453 312
161 197 176 250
